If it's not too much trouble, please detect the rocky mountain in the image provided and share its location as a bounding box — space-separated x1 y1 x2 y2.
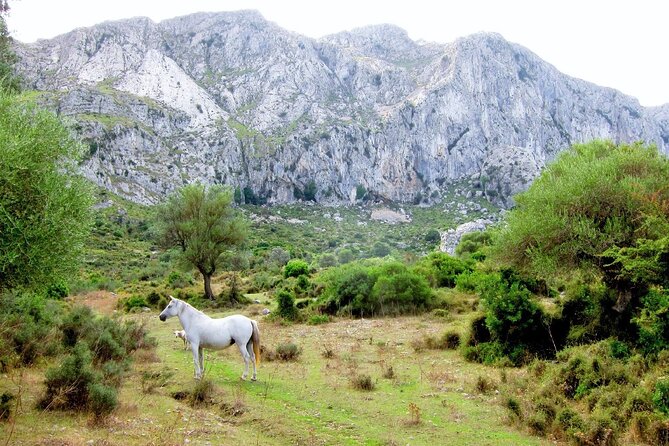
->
13 10 669 206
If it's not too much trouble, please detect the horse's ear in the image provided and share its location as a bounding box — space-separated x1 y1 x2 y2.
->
169 295 175 301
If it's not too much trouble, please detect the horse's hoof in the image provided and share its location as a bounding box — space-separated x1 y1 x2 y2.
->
251 377 257 382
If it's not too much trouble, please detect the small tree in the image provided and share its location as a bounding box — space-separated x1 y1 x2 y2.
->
158 184 247 300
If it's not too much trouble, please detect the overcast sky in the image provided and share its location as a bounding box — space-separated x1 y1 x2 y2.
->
5 0 668 106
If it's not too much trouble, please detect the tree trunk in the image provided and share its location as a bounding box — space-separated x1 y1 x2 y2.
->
203 273 214 300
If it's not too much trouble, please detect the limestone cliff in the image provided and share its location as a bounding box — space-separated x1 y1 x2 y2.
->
14 11 668 205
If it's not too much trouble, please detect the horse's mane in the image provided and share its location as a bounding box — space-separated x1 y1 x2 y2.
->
174 297 207 316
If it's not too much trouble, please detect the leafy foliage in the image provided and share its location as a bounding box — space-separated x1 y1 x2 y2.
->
317 260 433 316
0 90 93 292
157 184 247 299
490 140 669 303
38 343 98 411
276 289 297 320
414 252 473 288
284 259 309 278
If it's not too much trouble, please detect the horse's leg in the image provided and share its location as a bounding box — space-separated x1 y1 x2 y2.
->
198 346 204 377
191 343 201 379
237 342 251 380
246 339 257 381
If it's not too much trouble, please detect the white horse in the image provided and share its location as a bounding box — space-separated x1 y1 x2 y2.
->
159 296 260 381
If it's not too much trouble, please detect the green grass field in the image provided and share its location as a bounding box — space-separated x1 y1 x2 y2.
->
1 297 549 446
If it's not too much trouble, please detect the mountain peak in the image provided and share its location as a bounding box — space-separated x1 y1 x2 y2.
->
12 12 669 207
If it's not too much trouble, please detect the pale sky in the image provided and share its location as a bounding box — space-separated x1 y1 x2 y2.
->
5 0 669 106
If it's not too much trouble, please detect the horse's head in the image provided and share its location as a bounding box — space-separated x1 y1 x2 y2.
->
159 296 179 322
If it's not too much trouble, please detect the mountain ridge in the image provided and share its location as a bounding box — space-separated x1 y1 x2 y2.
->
13 10 669 206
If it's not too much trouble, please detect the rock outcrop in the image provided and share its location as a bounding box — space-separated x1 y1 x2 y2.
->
13 11 669 205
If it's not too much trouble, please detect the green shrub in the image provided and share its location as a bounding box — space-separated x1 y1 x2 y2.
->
504 396 522 419
424 229 441 244
318 260 434 317
581 410 617 446
60 305 95 348
318 262 377 316
441 331 461 349
623 387 654 417
274 343 302 361
146 291 161 308
479 275 542 344
46 280 69 299
284 259 309 278
454 270 493 293
370 241 391 258
91 328 125 364
371 265 433 316
415 252 472 288
307 315 329 325
0 291 62 366
351 374 375 391
276 290 297 320
88 382 118 419
461 342 505 365
608 339 630 360
654 378 669 415
166 270 193 289
100 359 127 388
121 295 148 312
455 231 492 259
527 410 549 435
39 343 98 410
634 289 669 355
554 407 584 438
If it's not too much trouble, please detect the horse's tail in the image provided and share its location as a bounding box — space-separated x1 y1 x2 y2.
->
251 320 260 366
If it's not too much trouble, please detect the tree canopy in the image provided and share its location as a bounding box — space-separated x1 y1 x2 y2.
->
157 184 247 299
489 140 669 308
0 90 93 292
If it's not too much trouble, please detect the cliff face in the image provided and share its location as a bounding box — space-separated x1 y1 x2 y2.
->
14 11 669 206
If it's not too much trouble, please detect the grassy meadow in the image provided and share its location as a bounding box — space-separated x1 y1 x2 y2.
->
1 292 549 445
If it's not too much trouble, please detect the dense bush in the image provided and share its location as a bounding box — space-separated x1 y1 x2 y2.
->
414 252 473 288
284 259 309 278
88 382 118 420
276 289 297 320
634 289 669 355
38 343 99 410
0 291 63 368
371 264 433 315
455 230 492 259
654 379 669 415
263 343 302 362
317 260 434 317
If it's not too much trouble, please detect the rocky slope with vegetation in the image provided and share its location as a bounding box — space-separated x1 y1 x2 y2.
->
13 10 669 206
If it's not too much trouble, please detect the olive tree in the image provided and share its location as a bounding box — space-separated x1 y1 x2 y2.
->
0 91 93 292
157 184 247 300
